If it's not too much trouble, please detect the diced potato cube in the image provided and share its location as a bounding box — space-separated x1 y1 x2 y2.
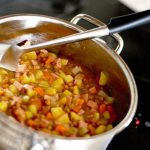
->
51 107 65 119
39 81 49 88
73 86 79 95
28 105 37 115
98 90 108 98
93 112 100 122
98 118 108 125
72 66 82 75
0 101 8 112
48 52 57 59
51 78 64 91
59 71 66 79
67 127 78 136
75 79 83 88
26 51 37 60
29 74 36 83
9 85 18 94
22 95 30 103
60 71 73 83
71 112 83 121
78 127 88 136
61 59 68 66
99 72 108 86
63 90 72 96
64 75 73 83
95 125 106 134
103 111 110 119
51 85 62 92
55 78 64 85
84 134 90 137
25 110 33 119
106 96 115 104
27 89 35 97
59 97 67 106
56 113 70 124
35 70 43 80
0 69 8 75
21 74 30 84
46 87 56 96
5 89 13 98
106 124 113 131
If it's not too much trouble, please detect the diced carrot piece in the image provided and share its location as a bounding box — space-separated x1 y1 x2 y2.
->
55 125 68 134
73 98 84 113
45 56 55 65
34 87 45 96
29 98 42 110
40 119 50 128
26 119 36 127
43 71 53 83
46 112 53 120
99 103 106 114
89 86 97 94
44 71 51 79
88 124 95 135
76 98 84 106
73 105 81 113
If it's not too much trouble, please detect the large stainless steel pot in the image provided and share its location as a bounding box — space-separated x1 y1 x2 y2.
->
0 14 138 150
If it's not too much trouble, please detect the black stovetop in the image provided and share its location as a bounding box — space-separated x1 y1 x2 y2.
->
0 0 150 150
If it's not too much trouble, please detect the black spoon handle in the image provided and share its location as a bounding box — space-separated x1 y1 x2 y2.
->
107 9 150 34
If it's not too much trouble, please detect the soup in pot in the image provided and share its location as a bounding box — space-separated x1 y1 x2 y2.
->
0 41 117 137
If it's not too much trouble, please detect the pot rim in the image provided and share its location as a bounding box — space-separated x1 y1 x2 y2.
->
0 13 138 141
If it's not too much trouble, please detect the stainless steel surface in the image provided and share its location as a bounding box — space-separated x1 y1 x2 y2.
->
0 14 138 150
0 43 19 71
70 14 124 54
20 26 109 51
0 19 109 71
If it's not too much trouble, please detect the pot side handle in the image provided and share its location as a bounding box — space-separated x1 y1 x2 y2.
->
70 14 124 55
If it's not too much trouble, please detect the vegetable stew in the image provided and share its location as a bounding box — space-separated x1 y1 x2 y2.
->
0 42 117 137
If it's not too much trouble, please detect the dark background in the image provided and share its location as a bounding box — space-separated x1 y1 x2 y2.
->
0 0 150 150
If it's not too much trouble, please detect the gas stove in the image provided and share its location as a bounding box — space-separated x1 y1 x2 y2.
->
0 0 150 150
